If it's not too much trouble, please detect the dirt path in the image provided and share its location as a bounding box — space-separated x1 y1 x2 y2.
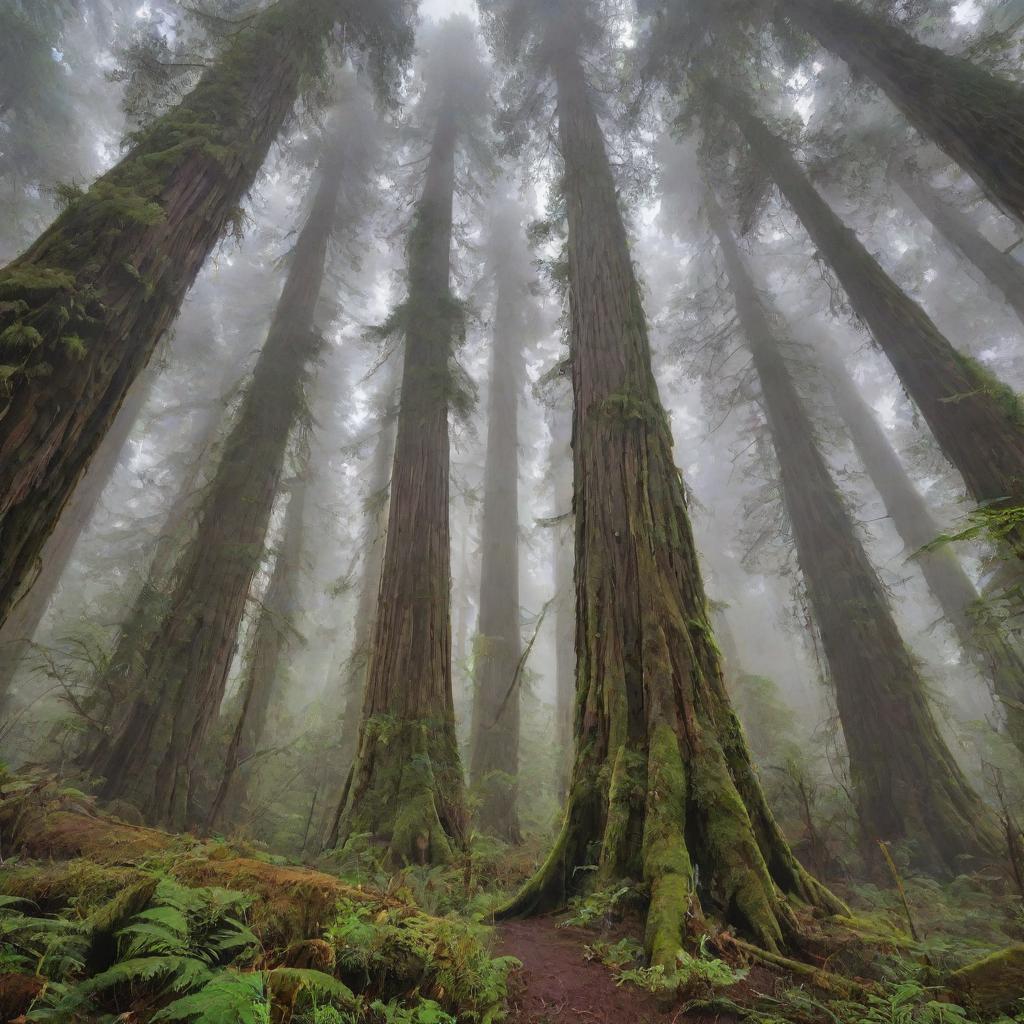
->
496 919 731 1024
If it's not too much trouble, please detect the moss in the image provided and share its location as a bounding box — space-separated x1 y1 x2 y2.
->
951 349 1024 430
0 322 44 349
691 733 784 952
0 266 76 295
599 744 645 880
949 944 1024 1012
642 724 695 968
0 861 148 916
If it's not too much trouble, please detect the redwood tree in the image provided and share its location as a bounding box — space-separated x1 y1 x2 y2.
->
481 0 842 961
0 367 152 711
549 403 575 804
95 105 374 828
330 18 490 865
708 80 1024 564
816 342 1024 759
706 187 1000 870
888 160 1024 327
468 195 531 843
0 0 412 630
776 0 1024 228
207 466 309 830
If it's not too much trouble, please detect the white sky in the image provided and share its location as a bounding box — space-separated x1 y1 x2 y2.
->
419 0 479 21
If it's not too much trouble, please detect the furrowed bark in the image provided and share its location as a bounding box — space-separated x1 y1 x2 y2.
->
207 468 308 831
500 21 843 962
708 190 1001 872
95 136 348 829
469 229 525 844
551 406 575 805
817 343 1024 759
314 386 396 847
0 0 410 630
711 81 1024 563
778 0 1024 227
889 162 1024 327
0 367 153 711
331 96 467 865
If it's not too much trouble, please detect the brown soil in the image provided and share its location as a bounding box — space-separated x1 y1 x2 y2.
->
0 971 44 1022
497 918 737 1024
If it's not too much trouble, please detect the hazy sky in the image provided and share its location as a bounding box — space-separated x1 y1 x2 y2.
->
420 0 478 21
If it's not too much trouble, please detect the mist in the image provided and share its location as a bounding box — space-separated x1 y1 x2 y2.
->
1 1 1023 1022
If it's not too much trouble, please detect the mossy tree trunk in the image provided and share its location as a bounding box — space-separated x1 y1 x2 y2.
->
0 0 409 631
94 137 348 829
708 189 1000 872
500 22 843 964
330 98 467 866
207 468 308 830
712 82 1024 562
818 343 1024 759
778 0 1024 227
550 405 575 805
889 161 1024 327
0 366 153 712
469 233 525 844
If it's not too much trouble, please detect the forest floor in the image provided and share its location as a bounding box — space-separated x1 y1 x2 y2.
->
1 771 1023 1023
498 918 683 1024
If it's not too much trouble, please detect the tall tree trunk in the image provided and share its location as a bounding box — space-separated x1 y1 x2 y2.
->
817 343 1024 758
708 189 1000 871
80 374 234 774
314 386 397 847
501 21 842 963
94 135 348 829
469 256 524 844
0 366 153 711
330 98 467 865
778 0 1024 226
207 468 308 830
890 161 1024 326
550 406 575 805
0 0 409 630
711 81 1024 563
337 407 397 779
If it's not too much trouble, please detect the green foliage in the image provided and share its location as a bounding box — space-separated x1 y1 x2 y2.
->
754 981 983 1024
615 939 746 996
559 885 634 928
325 898 516 1022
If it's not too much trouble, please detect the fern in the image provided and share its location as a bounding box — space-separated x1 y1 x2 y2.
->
152 970 269 1023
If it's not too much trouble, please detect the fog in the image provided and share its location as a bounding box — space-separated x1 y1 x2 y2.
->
2 1 1024 1018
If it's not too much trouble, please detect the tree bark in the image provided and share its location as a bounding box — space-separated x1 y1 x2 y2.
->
0 366 153 712
207 468 308 830
79 371 234 774
94 134 348 829
817 343 1024 758
0 0 409 630
708 189 1000 872
469 230 525 844
330 97 467 865
779 0 1024 227
314 382 397 848
550 405 575 806
500 21 843 963
889 161 1024 327
711 81 1024 564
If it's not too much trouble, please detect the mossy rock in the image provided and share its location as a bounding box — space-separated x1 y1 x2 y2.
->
949 944 1024 1012
0 860 148 914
